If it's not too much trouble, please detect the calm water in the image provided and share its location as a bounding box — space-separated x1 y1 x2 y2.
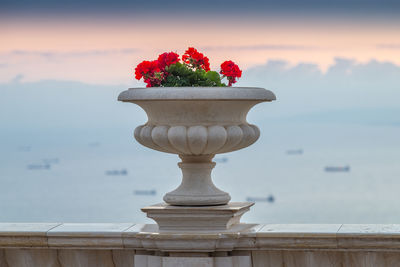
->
1 122 399 224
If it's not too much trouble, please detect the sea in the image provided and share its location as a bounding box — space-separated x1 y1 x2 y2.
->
1 121 400 224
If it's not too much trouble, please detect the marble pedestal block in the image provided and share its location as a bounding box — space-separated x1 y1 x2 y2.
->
141 202 254 231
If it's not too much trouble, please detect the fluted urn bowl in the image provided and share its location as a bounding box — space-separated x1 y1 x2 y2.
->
118 87 276 206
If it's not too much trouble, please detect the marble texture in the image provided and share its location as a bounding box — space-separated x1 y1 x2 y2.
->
4 249 60 267
141 202 253 231
134 124 260 155
118 87 275 206
47 223 135 249
256 224 342 249
0 223 61 247
111 250 135 267
123 223 262 252
58 250 115 267
0 249 7 267
163 257 213 267
338 224 400 237
259 224 342 237
252 251 343 267
341 252 400 267
1 223 400 266
337 224 400 250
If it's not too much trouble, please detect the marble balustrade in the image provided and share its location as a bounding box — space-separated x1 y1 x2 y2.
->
1 223 400 266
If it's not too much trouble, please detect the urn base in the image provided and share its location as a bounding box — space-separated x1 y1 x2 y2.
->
163 191 231 206
141 202 254 231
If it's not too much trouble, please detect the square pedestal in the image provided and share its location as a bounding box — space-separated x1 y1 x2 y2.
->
141 202 254 231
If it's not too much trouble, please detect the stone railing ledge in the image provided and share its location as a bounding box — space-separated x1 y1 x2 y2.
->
122 223 263 252
0 223 62 248
2 223 400 266
337 224 400 250
47 223 135 249
255 224 342 249
2 223 400 251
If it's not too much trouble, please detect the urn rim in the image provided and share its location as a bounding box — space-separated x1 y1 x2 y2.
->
118 87 276 102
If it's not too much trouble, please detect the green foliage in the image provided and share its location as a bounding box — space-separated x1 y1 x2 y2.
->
161 63 226 87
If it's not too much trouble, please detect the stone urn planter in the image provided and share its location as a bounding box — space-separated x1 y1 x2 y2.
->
118 87 275 206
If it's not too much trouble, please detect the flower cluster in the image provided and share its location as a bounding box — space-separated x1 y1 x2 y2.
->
158 52 180 71
134 47 242 87
220 60 242 86
135 60 162 87
182 47 210 71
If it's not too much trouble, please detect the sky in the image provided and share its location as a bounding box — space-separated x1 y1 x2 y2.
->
1 0 400 224
1 0 400 84
1 0 400 129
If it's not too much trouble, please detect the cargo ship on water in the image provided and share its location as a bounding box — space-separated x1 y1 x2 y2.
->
324 166 350 172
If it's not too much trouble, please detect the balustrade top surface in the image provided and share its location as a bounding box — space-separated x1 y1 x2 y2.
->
1 223 400 251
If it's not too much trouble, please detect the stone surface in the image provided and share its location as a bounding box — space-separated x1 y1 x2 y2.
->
341 251 400 267
256 224 342 249
58 249 115 267
141 202 254 231
337 224 400 250
118 87 275 206
123 223 262 252
0 223 61 247
252 251 343 267
259 224 342 237
163 257 213 267
47 223 135 248
163 155 231 205
1 223 400 266
112 250 135 267
338 224 400 237
4 249 60 267
0 250 7 267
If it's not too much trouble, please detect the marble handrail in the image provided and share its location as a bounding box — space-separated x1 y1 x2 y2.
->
1 223 400 266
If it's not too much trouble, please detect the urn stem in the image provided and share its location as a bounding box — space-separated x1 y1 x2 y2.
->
163 155 231 206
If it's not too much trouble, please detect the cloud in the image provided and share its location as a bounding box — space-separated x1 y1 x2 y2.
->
11 74 24 83
376 44 400 49
201 44 317 51
0 63 7 68
237 58 400 119
6 48 139 59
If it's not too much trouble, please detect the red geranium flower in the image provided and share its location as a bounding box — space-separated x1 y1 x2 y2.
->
182 47 210 71
220 60 242 86
135 60 163 87
158 52 180 70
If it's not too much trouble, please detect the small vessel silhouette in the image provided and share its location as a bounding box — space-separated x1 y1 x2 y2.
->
214 157 229 163
105 169 128 176
246 195 275 203
324 166 350 172
133 189 156 196
286 149 303 155
27 164 51 170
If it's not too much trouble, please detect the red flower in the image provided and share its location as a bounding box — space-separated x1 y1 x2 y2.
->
182 47 210 71
135 60 160 80
135 60 163 87
220 60 242 86
158 52 180 70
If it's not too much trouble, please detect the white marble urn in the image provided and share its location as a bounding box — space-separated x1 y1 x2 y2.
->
118 87 275 206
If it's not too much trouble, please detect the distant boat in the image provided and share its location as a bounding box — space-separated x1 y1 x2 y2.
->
246 195 275 203
105 169 128 176
325 166 350 172
214 157 229 163
27 164 51 170
286 149 303 155
134 189 156 196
